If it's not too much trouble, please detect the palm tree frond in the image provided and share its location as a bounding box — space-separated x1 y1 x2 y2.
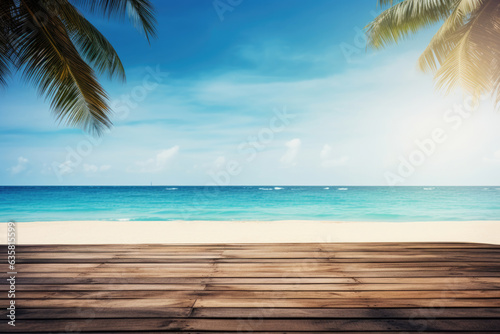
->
70 0 157 42
476 2 500 107
377 0 405 8
0 31 12 87
124 0 156 42
366 0 457 49
53 0 126 81
15 0 112 135
0 0 17 86
434 1 498 97
417 0 483 73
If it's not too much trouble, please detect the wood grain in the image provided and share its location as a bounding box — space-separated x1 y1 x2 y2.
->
1 242 499 332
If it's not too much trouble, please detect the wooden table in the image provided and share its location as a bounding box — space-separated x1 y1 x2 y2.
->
1 242 500 332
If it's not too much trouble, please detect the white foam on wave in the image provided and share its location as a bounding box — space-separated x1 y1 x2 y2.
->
165 187 178 190
274 187 284 190
324 187 329 190
337 187 348 191
259 187 273 191
423 187 435 191
117 218 131 221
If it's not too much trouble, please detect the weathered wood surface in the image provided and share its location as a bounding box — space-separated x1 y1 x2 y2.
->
1 242 500 332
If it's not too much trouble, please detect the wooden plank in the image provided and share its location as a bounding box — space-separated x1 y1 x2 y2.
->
2 284 207 291
192 297 500 308
17 250 500 258
9 307 500 319
222 250 500 258
14 276 500 284
2 242 499 333
10 262 500 272
203 283 500 291
12 307 192 319
0 318 499 332
13 298 196 308
15 270 500 278
8 289 500 299
9 282 500 291
190 307 500 319
16 258 500 265
15 254 500 264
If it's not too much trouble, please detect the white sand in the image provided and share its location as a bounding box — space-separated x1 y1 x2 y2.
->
0 220 499 245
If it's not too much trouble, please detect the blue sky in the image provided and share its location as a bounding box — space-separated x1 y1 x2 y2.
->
1 0 500 186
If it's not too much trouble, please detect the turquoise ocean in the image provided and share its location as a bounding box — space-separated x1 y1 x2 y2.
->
0 186 499 222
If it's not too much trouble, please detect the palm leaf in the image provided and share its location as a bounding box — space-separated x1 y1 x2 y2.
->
377 0 406 6
476 2 500 106
0 30 12 87
0 0 16 86
434 1 497 97
418 0 484 73
70 0 157 42
51 0 126 81
15 0 112 135
367 0 500 109
366 0 457 49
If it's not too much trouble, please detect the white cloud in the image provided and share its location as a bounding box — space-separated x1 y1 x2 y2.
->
83 164 98 173
5 48 500 185
320 144 349 168
83 164 112 173
8 157 29 174
280 138 301 167
100 165 112 172
130 146 179 173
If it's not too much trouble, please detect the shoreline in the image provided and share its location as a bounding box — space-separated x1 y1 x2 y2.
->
0 220 499 245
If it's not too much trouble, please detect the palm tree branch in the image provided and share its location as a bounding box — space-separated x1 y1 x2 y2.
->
0 0 17 86
475 2 500 106
16 0 112 134
418 0 485 73
50 0 126 81
366 0 458 49
377 0 405 7
70 0 157 42
434 1 496 95
0 31 12 87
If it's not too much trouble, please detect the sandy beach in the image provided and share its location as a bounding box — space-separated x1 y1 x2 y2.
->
1 220 499 245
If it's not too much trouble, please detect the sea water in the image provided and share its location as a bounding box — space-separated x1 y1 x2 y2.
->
0 186 499 222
